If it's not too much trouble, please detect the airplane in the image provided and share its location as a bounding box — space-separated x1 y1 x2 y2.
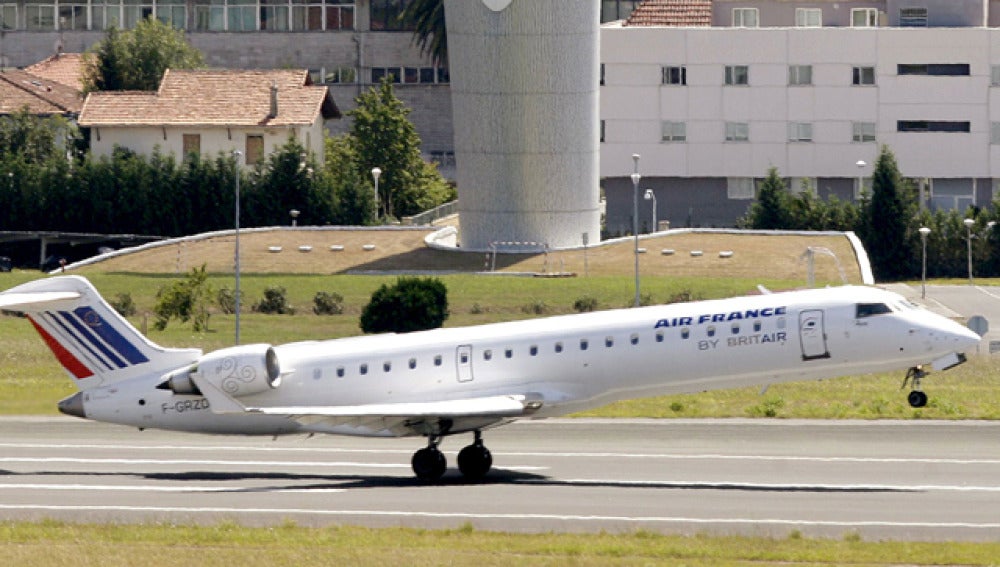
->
0 275 981 482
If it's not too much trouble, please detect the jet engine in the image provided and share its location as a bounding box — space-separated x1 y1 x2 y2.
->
189 344 282 398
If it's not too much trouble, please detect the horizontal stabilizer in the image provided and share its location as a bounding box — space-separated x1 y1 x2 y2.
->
0 291 81 310
247 394 544 419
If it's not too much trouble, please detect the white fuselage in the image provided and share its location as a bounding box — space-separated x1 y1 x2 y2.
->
76 285 979 438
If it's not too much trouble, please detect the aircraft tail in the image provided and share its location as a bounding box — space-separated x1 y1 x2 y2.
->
0 276 201 391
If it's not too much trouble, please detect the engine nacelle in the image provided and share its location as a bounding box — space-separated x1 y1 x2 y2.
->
192 344 281 398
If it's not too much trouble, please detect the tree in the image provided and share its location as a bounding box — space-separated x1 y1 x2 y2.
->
742 167 792 229
325 134 375 225
863 145 916 281
400 0 447 68
83 18 205 92
347 79 451 220
360 277 449 334
243 137 336 227
153 265 213 331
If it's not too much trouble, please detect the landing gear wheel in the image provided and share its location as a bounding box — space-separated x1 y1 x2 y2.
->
412 446 447 482
457 443 493 480
907 390 928 408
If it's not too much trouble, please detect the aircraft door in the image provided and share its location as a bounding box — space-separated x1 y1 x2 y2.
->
456 344 474 382
798 309 830 360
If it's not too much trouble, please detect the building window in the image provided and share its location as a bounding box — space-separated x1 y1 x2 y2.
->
0 4 15 30
788 65 812 86
899 7 927 27
371 67 401 84
326 0 354 30
370 0 414 30
725 122 749 142
156 0 186 29
852 121 876 143
727 177 754 199
795 8 821 27
854 177 871 200
661 65 686 85
324 67 357 84
852 66 875 86
194 0 225 31
732 7 757 27
897 121 970 133
851 7 877 27
25 1 56 30
182 134 201 157
228 0 257 31
59 0 89 30
788 122 813 142
790 177 816 195
245 135 264 164
992 123 1000 145
600 120 605 143
992 66 1000 86
725 65 749 86
122 0 154 28
260 0 290 30
661 121 686 142
601 0 641 23
898 64 970 76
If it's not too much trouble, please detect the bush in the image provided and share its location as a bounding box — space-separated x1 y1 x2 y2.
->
109 293 136 317
153 265 212 331
216 287 240 315
360 277 448 333
573 296 598 313
521 300 548 315
254 286 295 315
312 291 344 315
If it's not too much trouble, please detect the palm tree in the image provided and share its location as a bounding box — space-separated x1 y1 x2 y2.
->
400 0 447 68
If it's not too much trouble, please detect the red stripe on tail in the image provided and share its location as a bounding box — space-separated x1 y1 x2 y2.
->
27 315 93 379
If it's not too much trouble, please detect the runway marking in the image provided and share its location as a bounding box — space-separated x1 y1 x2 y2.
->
2 443 999 466
539 478 1000 493
1 504 999 531
0 456 546 472
0 483 345 494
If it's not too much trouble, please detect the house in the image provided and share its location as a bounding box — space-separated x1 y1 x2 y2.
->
0 67 83 118
78 68 340 166
24 52 88 91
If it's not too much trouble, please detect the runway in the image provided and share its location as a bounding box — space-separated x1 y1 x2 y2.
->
2 417 999 541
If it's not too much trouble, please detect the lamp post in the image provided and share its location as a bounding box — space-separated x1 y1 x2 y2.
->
631 153 641 308
290 209 300 227
644 189 657 232
232 150 243 345
964 217 975 284
918 226 930 299
855 160 866 199
371 167 382 222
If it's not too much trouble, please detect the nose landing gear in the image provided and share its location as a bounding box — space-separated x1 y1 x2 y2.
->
902 366 929 408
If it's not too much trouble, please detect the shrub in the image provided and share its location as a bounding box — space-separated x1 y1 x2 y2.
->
216 287 240 315
573 296 598 313
153 264 212 331
254 286 295 315
110 293 137 317
312 291 344 315
521 300 547 315
360 277 448 333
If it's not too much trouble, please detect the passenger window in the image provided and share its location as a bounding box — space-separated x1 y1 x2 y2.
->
359 363 368 375
630 333 639 345
383 362 391 372
731 323 740 335
409 358 417 369
530 345 538 356
460 352 469 364
605 336 614 348
505 348 513 359
681 328 690 339
483 349 492 361
753 321 762 332
434 355 442 366
707 326 716 338
655 330 664 343
580 339 589 351
555 342 563 353
336 366 345 378
856 303 892 318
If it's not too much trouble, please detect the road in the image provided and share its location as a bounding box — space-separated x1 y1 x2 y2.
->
2 417 1000 542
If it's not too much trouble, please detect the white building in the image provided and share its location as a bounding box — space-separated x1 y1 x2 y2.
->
601 0 1000 233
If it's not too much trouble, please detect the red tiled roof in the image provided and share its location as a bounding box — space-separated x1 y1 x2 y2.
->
25 53 88 91
0 69 84 116
79 69 340 128
625 0 712 26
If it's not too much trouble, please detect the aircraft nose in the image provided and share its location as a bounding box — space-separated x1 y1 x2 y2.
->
57 392 86 419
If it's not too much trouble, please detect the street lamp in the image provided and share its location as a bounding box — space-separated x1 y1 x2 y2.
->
232 149 243 345
964 218 975 284
918 226 930 299
644 189 657 233
631 153 641 308
290 209 300 227
855 160 866 199
371 167 382 221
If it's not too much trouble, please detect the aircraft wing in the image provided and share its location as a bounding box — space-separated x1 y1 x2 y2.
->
247 393 543 419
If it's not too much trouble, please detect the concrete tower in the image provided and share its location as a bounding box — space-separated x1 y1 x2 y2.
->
444 0 601 251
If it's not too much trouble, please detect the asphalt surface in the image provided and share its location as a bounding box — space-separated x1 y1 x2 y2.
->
2 417 1000 541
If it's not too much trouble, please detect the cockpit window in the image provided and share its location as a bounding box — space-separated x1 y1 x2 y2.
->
856 302 892 318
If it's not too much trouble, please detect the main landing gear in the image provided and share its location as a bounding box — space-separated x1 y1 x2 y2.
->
902 366 929 408
410 431 493 482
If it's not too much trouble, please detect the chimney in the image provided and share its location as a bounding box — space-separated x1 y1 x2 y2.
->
269 82 278 119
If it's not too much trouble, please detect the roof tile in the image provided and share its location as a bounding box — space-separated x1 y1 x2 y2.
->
625 0 712 27
0 69 84 115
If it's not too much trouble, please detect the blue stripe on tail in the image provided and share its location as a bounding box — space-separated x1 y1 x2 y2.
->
72 306 150 365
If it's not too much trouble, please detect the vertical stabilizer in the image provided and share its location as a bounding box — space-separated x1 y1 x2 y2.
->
0 276 202 391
